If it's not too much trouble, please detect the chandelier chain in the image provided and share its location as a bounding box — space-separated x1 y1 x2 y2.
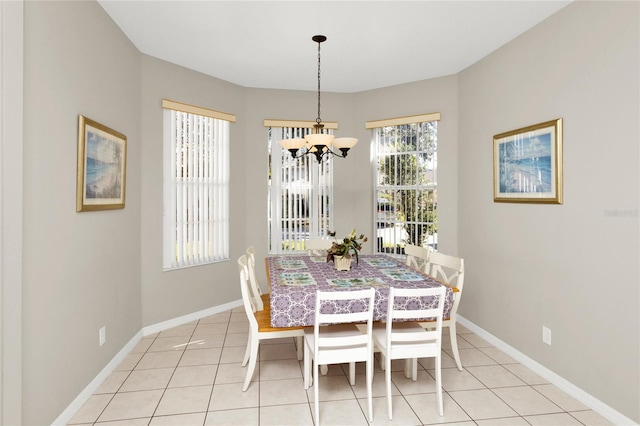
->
316 39 322 127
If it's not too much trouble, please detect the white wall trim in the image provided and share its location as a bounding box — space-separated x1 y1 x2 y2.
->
457 316 638 426
52 299 243 425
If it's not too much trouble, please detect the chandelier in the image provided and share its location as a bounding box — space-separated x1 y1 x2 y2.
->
279 35 358 162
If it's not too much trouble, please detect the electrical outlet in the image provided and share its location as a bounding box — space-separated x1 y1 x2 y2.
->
542 326 551 345
99 326 106 346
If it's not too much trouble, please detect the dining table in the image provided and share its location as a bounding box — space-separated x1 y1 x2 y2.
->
265 254 455 328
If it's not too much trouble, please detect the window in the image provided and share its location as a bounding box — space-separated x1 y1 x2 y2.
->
265 120 336 254
368 113 440 255
162 99 235 270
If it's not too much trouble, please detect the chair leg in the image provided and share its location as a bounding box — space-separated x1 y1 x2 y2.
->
435 354 444 416
349 362 356 385
385 355 393 420
242 330 251 367
243 336 259 392
366 356 373 422
296 336 303 360
448 322 463 371
303 340 311 390
314 360 320 426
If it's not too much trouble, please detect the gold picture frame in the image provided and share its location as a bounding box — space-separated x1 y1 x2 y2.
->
493 118 563 204
76 115 127 211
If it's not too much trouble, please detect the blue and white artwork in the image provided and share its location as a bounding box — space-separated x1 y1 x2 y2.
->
498 133 552 194
85 128 124 199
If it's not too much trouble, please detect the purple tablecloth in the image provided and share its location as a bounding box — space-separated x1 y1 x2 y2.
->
268 254 453 327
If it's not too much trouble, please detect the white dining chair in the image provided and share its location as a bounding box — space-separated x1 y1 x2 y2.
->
420 251 465 371
238 255 305 391
303 288 376 425
246 246 269 311
372 286 446 419
304 238 333 256
404 243 431 273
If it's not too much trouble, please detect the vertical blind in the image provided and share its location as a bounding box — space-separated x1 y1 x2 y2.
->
163 100 234 269
267 126 333 254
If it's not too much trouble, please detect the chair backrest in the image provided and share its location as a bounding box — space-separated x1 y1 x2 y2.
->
384 286 446 353
313 288 375 355
245 246 264 311
305 238 333 256
238 255 259 326
425 251 465 292
404 243 431 272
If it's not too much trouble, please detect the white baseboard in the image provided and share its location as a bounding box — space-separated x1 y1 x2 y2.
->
457 316 638 426
52 299 243 425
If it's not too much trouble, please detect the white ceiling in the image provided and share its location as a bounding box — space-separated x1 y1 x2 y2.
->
98 0 572 93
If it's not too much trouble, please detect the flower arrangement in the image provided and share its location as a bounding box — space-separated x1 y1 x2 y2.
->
326 229 368 265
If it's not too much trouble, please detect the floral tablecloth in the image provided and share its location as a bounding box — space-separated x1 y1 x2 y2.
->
267 254 453 327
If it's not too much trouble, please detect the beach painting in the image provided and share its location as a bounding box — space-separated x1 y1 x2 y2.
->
76 116 127 211
493 119 563 204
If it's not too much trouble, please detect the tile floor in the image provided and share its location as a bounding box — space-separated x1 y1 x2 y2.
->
68 308 613 425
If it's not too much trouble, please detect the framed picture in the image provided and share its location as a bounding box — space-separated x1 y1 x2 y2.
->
76 115 127 212
493 118 563 204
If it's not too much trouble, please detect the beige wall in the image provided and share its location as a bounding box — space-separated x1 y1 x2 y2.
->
14 0 639 424
22 1 142 424
457 1 639 422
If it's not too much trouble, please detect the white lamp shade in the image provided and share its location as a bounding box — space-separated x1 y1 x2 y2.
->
332 137 358 149
279 138 306 150
305 133 334 147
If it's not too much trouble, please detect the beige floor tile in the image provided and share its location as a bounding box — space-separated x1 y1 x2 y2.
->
533 384 590 411
149 412 206 425
442 333 475 350
227 321 250 334
198 313 231 324
524 412 584 425
260 377 308 406
259 403 313 426
492 386 563 416
569 409 614 425
205 407 258 425
95 371 130 394
147 336 191 352
187 333 226 349
135 351 183 370
460 333 492 348
98 389 164 422
311 399 369 426
259 342 298 361
67 393 113 424
259 359 302 381
466 365 527 388
391 369 437 395
120 368 174 392
450 348 498 367
448 389 518 420
479 347 519 364
440 368 486 391
169 364 218 388
155 385 213 416
361 395 420 425
222 331 249 347
94 418 150 426
219 345 248 364
158 324 196 338
476 416 531 425
307 374 357 402
503 364 549 385
209 382 259 410
193 323 229 336
115 352 144 371
351 371 400 399
406 393 472 425
214 362 251 384
131 338 154 353
179 348 222 366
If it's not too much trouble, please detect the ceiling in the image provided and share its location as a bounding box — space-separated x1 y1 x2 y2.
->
98 1 572 93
